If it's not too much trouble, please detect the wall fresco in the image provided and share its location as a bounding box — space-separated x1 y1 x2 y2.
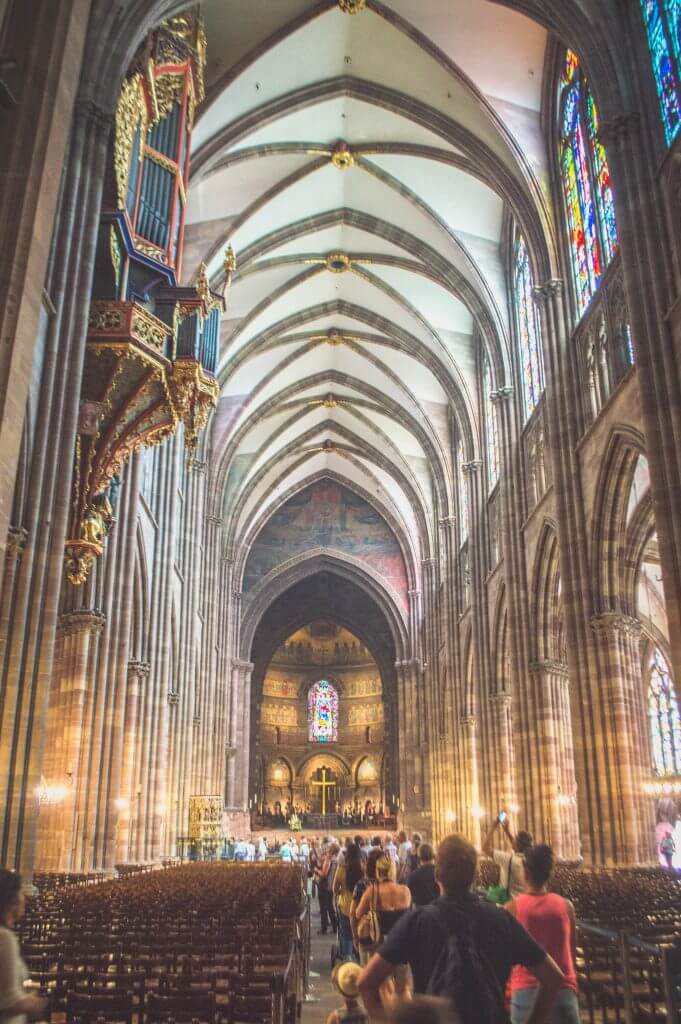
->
243 481 408 603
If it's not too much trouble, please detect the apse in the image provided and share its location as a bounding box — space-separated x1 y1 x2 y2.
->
254 620 387 823
247 570 400 825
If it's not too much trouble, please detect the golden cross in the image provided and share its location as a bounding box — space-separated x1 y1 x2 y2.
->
311 767 336 816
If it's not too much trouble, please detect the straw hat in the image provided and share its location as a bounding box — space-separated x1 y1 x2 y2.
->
332 961 362 999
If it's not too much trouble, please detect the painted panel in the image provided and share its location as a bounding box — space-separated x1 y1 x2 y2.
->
243 480 408 603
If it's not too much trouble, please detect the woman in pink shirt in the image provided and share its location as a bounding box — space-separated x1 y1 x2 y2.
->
506 844 579 1023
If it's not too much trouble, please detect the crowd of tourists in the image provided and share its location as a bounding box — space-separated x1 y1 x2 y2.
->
0 823 577 1024
315 823 579 1024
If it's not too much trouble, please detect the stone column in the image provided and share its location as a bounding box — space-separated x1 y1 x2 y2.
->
488 692 515 818
528 659 572 855
602 113 681 689
0 528 28 658
436 516 459 841
227 658 253 813
421 555 442 829
590 613 649 863
459 714 481 849
0 0 90 579
532 277 610 862
0 97 112 876
38 608 106 872
116 660 149 864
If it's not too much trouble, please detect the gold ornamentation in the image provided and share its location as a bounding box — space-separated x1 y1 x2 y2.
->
196 262 211 304
325 252 352 273
135 238 167 263
144 145 179 175
131 308 169 351
169 359 219 451
188 795 223 841
64 540 103 586
154 71 185 121
331 142 354 169
308 439 339 454
114 74 147 211
338 0 366 11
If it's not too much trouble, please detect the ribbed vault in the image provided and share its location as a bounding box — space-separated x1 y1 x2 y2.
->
182 0 563 604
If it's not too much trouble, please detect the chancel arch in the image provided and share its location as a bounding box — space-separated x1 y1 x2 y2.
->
247 572 402 828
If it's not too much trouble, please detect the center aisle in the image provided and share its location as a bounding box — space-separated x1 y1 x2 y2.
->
302 925 340 1023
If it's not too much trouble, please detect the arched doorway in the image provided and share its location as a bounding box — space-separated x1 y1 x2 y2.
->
246 568 404 829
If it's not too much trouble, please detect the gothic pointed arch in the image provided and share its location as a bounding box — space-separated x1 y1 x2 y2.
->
591 426 648 615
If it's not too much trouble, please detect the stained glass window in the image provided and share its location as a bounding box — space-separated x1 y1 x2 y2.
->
648 648 681 776
482 356 499 488
308 680 338 743
640 0 681 144
513 236 544 420
457 438 468 544
558 50 618 313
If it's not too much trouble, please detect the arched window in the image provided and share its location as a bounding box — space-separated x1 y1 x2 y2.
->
308 680 338 743
457 438 469 545
513 235 544 419
558 50 618 313
482 356 499 488
639 1 681 144
648 648 681 775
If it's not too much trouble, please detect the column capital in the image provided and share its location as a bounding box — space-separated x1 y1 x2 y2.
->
439 515 457 530
489 691 513 707
421 557 437 567
460 714 476 727
395 657 420 671
128 659 150 680
532 279 563 305
6 525 28 561
490 386 514 403
74 97 114 134
57 609 106 638
590 612 641 639
598 111 641 147
191 459 208 475
407 587 421 598
529 658 569 678
207 514 222 527
462 460 482 474
232 657 254 673
193 715 201 726
167 690 180 706
232 590 242 603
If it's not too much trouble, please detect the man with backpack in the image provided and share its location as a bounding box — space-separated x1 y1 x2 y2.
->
358 834 564 1023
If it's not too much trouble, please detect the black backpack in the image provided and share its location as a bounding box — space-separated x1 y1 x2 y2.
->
425 902 508 1023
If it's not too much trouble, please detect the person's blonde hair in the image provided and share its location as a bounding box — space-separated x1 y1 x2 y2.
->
376 854 395 880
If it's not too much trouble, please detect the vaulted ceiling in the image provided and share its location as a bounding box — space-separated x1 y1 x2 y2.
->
186 0 552 585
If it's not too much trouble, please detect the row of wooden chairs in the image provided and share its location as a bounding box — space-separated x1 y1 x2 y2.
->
19 864 308 1024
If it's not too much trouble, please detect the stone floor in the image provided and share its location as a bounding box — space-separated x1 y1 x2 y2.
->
302 913 341 1023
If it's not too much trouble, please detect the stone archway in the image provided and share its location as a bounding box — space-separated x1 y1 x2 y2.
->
242 563 409 829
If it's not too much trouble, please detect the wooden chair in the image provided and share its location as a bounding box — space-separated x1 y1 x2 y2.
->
66 991 134 1024
146 990 216 1024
